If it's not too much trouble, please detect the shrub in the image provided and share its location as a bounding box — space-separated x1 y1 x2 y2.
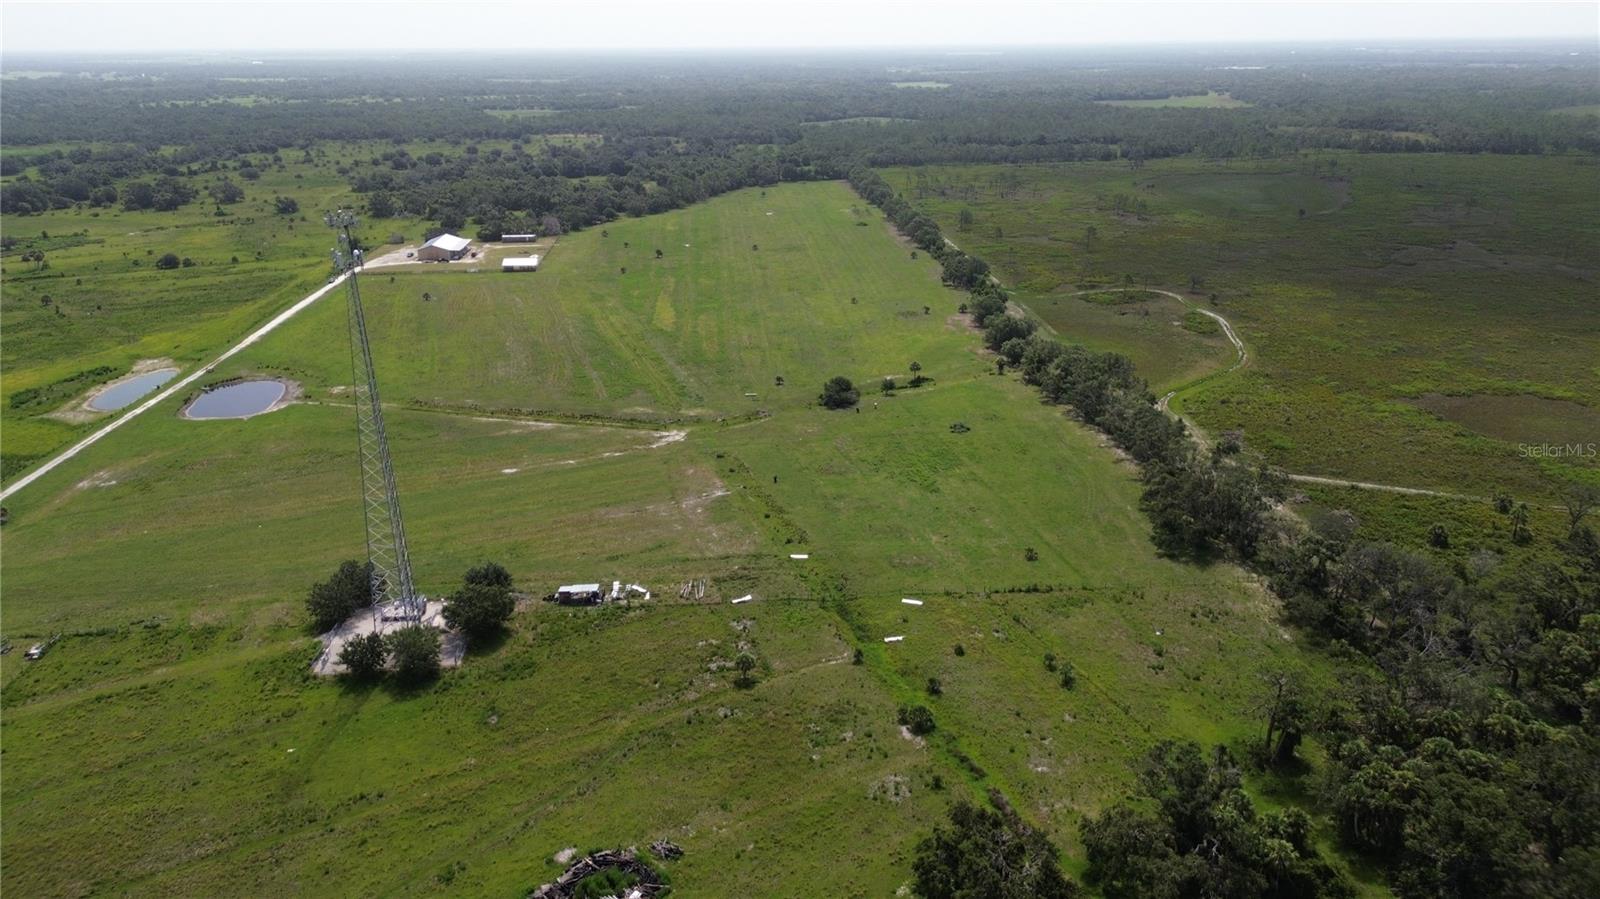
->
442 582 515 641
1060 664 1077 690
899 704 936 735
735 652 757 688
306 560 373 632
463 561 513 591
819 376 859 409
386 625 441 685
926 677 943 696
154 252 181 270
338 632 388 681
1428 523 1450 548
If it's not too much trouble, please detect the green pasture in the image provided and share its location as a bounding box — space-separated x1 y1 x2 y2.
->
242 182 969 420
1 182 1352 896
885 154 1600 499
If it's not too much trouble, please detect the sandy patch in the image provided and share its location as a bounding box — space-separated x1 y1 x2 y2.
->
945 313 980 333
74 470 120 490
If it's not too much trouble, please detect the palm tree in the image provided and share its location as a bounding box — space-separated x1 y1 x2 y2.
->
909 361 923 385
1510 503 1531 544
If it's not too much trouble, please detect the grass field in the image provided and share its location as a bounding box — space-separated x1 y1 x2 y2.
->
885 155 1600 502
1 182 1360 897
245 184 970 421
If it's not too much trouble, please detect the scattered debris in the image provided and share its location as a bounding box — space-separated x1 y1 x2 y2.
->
678 578 708 600
23 634 60 661
870 774 912 803
553 847 578 865
731 595 754 605
884 635 905 643
649 840 684 860
901 598 923 606
789 553 810 560
547 580 651 606
530 848 671 899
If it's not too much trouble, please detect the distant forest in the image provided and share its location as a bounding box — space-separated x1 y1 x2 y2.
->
4 44 1598 227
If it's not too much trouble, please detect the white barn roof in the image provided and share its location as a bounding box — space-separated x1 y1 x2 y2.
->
558 583 601 594
423 233 470 252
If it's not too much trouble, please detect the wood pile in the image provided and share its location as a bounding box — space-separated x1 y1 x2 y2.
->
528 848 671 898
648 840 683 860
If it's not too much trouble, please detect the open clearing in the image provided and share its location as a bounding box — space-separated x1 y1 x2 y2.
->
1 182 1333 897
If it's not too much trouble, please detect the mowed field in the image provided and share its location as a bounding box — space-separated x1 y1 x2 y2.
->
250 183 971 420
2 183 1348 897
885 155 1600 501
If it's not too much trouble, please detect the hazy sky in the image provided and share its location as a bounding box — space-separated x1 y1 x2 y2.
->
2 0 1596 55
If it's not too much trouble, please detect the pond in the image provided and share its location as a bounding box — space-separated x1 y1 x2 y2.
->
88 368 179 412
185 380 288 420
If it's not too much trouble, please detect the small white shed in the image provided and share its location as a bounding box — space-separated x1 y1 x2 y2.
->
502 254 541 272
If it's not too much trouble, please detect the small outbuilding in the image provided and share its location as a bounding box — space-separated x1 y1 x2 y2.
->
502 254 541 272
417 233 471 262
502 233 538 243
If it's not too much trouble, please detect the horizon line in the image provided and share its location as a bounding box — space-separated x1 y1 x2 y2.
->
5 36 1597 59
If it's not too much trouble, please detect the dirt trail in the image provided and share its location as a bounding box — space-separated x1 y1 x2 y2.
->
1 273 349 503
1284 473 1488 502
1020 287 1504 503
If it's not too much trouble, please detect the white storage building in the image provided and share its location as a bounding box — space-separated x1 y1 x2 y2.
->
417 233 471 261
502 254 541 272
